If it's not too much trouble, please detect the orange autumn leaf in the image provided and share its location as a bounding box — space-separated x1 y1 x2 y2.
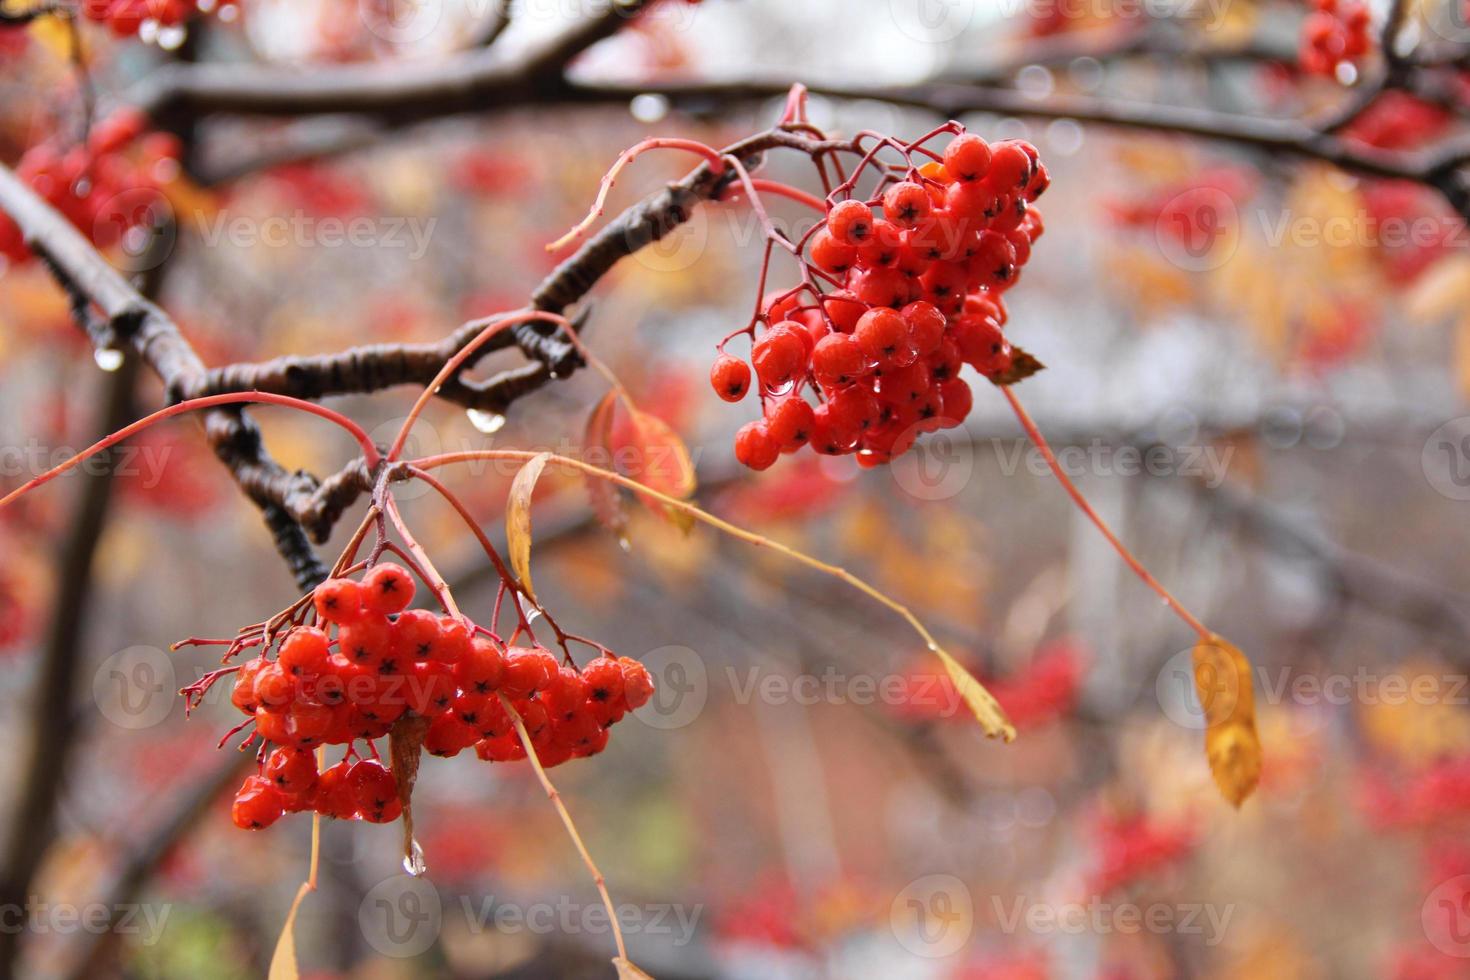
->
506 452 553 604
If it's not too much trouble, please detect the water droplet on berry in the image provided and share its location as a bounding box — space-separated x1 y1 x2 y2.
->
466 409 506 434
402 838 427 876
94 348 124 372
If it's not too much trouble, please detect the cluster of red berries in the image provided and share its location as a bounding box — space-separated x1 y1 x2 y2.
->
710 132 1047 470
0 110 177 266
1300 0 1371 77
79 0 237 37
224 563 655 830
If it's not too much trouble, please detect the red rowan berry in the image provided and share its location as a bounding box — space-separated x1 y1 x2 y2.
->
347 760 398 817
314 762 359 819
455 636 505 694
232 775 285 830
882 181 931 227
901 301 946 356
985 142 1033 192
969 230 1018 289
710 354 752 402
433 616 473 665
751 324 808 389
501 646 558 699
855 308 911 365
255 706 291 745
938 378 973 426
810 405 860 455
827 199 874 244
828 384 880 432
943 134 993 182
848 266 913 308
286 700 334 747
517 698 553 747
538 666 590 722
766 397 816 451
475 734 527 763
734 421 780 470
582 657 625 705
339 618 392 667
812 333 867 388
231 658 266 715
265 747 318 798
253 662 295 708
362 563 415 616
279 626 331 678
822 291 866 333
407 661 457 715
621 657 655 709
426 712 480 757
809 228 856 273
313 577 365 624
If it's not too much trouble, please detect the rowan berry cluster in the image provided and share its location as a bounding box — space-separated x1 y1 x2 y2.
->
199 562 654 831
712 131 1047 471
79 0 237 37
1299 0 1371 77
0 110 177 266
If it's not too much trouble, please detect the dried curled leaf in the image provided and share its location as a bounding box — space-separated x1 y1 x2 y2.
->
507 451 553 604
614 958 655 979
933 646 1016 742
992 345 1045 386
1193 635 1262 807
390 714 430 872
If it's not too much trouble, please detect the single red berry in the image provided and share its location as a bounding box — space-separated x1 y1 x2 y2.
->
475 734 527 763
810 404 860 455
279 626 331 678
252 662 294 708
882 181 931 227
539 666 591 722
456 636 506 694
347 760 399 816
314 761 359 820
765 397 816 451
822 291 866 333
232 775 284 830
313 578 365 624
425 712 480 757
854 308 913 366
847 266 913 308
901 301 947 356
406 661 457 715
265 747 318 798
812 333 867 388
827 199 874 245
362 563 415 615
433 616 473 664
937 378 974 427
231 657 266 715
809 228 857 273
984 141 1033 192
501 646 559 699
285 700 334 747
710 354 752 402
969 230 1018 289
734 421 780 470
751 324 809 389
339 618 392 667
620 657 655 710
943 133 993 182
828 384 881 433
582 657 626 704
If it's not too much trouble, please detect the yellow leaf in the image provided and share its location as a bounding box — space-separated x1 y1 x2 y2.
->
1193 635 1262 807
506 452 552 604
613 957 655 979
932 646 1016 742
